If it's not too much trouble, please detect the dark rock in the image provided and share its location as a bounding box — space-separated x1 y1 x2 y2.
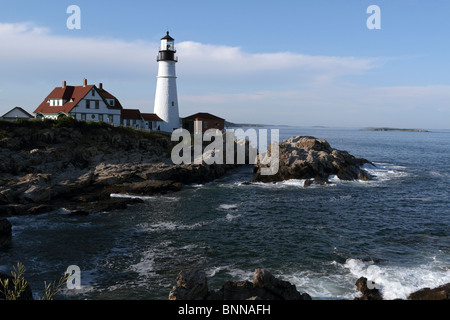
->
27 204 54 215
303 179 313 187
0 219 12 249
170 268 311 300
169 269 209 300
354 277 383 300
253 268 310 300
408 283 450 300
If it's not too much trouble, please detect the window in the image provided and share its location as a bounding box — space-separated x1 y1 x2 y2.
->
86 100 90 109
172 101 175 106
95 101 99 109
99 114 103 122
91 114 95 120
81 113 86 121
91 89 95 96
108 115 113 123
109 100 115 106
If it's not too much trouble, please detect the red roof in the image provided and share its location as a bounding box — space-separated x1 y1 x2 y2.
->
121 109 142 120
183 112 224 121
141 113 162 121
34 82 123 114
98 88 123 109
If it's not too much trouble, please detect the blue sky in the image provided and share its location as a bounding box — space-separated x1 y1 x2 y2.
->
1 0 449 129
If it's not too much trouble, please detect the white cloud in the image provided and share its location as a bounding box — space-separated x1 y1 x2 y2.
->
0 22 448 129
0 22 380 87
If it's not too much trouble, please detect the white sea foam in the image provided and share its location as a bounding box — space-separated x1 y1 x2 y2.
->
219 204 239 210
128 241 173 277
344 258 450 300
138 221 203 232
110 193 179 201
429 171 450 179
362 162 409 183
225 213 241 222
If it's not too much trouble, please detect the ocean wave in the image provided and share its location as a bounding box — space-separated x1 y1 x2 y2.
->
344 258 450 300
110 193 179 201
138 221 204 232
429 171 450 179
363 162 409 183
218 204 240 210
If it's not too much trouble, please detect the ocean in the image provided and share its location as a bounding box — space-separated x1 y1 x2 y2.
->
2 126 449 300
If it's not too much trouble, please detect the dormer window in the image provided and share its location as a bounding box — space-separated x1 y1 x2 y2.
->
91 89 95 96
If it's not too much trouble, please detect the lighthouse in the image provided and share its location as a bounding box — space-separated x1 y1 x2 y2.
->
153 31 180 132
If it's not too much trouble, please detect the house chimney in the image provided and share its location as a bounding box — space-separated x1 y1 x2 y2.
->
98 83 103 90
83 78 87 87
62 80 66 88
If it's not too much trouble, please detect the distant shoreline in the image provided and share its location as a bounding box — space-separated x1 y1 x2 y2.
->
361 128 431 132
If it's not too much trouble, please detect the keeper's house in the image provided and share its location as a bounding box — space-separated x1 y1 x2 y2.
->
33 79 163 130
34 79 122 125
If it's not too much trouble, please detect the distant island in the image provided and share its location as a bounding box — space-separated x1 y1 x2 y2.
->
361 128 430 132
225 121 292 128
225 121 268 127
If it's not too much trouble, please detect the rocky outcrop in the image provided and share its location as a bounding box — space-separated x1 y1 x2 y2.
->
0 120 239 217
169 269 209 300
408 283 450 300
169 269 311 300
253 136 374 185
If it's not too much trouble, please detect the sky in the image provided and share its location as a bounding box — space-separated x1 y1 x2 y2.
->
0 0 449 129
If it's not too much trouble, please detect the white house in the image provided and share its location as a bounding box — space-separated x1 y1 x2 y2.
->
34 79 122 125
34 79 164 131
1 107 34 121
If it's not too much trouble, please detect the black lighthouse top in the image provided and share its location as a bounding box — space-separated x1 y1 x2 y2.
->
157 31 177 62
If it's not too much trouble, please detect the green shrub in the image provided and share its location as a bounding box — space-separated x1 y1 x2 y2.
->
0 262 70 300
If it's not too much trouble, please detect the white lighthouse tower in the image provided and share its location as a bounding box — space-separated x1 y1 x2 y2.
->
153 31 180 132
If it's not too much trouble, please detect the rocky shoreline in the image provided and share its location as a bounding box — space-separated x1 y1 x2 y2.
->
1 120 375 218
0 119 238 218
168 268 450 301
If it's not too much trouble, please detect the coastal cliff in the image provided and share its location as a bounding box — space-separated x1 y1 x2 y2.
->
0 119 237 217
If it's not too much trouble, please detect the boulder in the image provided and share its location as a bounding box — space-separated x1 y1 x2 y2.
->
253 136 374 184
253 268 309 300
169 268 311 300
408 283 450 300
354 277 383 300
169 269 209 300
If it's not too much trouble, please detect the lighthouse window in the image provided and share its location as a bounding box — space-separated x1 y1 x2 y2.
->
172 101 174 106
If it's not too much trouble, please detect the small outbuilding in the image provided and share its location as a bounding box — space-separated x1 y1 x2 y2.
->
182 112 225 134
1 107 34 122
